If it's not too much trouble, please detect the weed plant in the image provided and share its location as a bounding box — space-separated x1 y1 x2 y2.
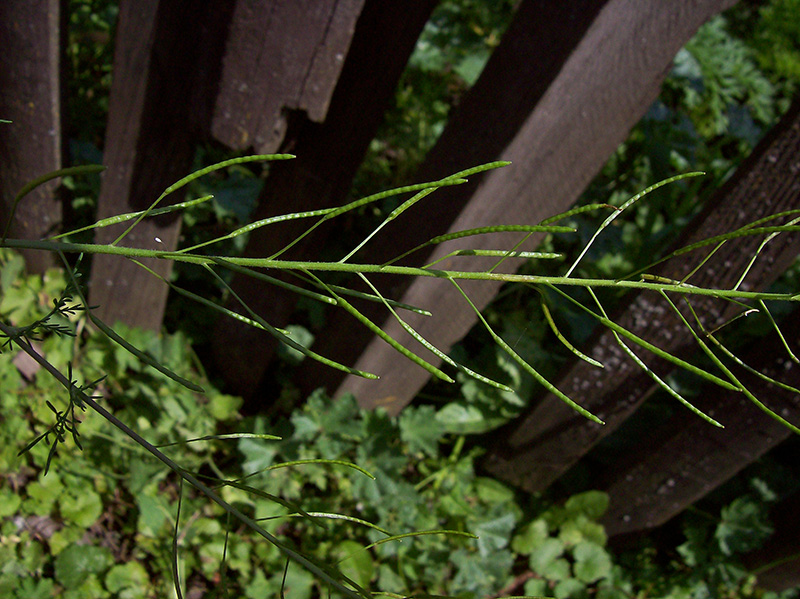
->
0 262 796 597
1 152 799 597
3 1 800 596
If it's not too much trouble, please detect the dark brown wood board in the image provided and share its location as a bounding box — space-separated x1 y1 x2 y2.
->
295 0 608 400
600 308 800 537
88 0 227 330
210 0 366 152
0 0 64 273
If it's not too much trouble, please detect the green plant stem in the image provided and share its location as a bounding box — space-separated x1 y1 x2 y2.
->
3 238 796 303
0 322 370 599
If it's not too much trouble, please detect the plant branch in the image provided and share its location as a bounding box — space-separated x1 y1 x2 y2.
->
2 239 796 303
0 321 370 599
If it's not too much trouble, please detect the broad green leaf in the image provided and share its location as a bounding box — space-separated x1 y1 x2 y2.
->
238 437 278 476
377 564 406 595
334 540 375 588
105 562 149 598
554 577 587 599
63 575 109 599
48 526 83 555
0 252 24 293
136 492 170 536
245 570 270 599
266 567 315 599
677 519 711 567
512 518 549 555
565 490 610 520
59 489 103 527
573 541 613 583
474 476 516 504
473 511 517 556
0 488 21 517
399 405 444 456
559 515 608 547
208 392 244 421
435 403 488 434
276 324 314 364
128 459 167 495
23 473 64 514
543 557 572 583
54 544 111 589
529 537 566 574
451 547 515 597
715 496 773 555
11 577 55 599
524 578 551 597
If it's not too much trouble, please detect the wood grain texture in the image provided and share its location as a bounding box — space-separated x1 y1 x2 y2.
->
296 0 607 399
0 0 64 273
88 0 229 329
210 0 365 152
600 309 800 537
483 94 800 495
331 0 738 415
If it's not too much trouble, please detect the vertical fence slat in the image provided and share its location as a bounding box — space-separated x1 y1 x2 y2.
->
210 0 365 152
296 0 608 399
88 0 222 329
328 0 737 415
210 0 436 397
482 96 800 494
0 0 63 273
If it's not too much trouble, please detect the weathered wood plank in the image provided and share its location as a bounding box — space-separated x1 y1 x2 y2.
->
211 0 365 152
210 0 437 397
297 0 607 399
600 308 800 537
482 94 800 494
88 0 227 329
328 0 738 414
0 0 64 273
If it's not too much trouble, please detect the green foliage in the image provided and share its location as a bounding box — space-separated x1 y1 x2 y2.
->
512 491 615 598
66 0 117 149
0 256 796 597
620 490 792 599
4 2 800 596
732 0 800 93
0 258 243 597
1 255 512 595
675 15 777 138
3 154 799 598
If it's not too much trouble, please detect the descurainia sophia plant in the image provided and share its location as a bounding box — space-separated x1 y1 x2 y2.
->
1 153 799 597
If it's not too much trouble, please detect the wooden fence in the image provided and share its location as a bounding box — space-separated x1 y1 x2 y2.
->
2 0 799 589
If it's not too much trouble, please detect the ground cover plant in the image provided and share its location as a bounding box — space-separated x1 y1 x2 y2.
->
0 254 798 598
0 280 797 599
1 152 800 598
3 0 800 597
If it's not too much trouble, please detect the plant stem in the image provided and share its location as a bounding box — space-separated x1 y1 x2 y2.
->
2 238 796 303
0 321 369 599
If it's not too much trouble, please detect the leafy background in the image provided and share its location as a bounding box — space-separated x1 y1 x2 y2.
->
3 0 800 597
